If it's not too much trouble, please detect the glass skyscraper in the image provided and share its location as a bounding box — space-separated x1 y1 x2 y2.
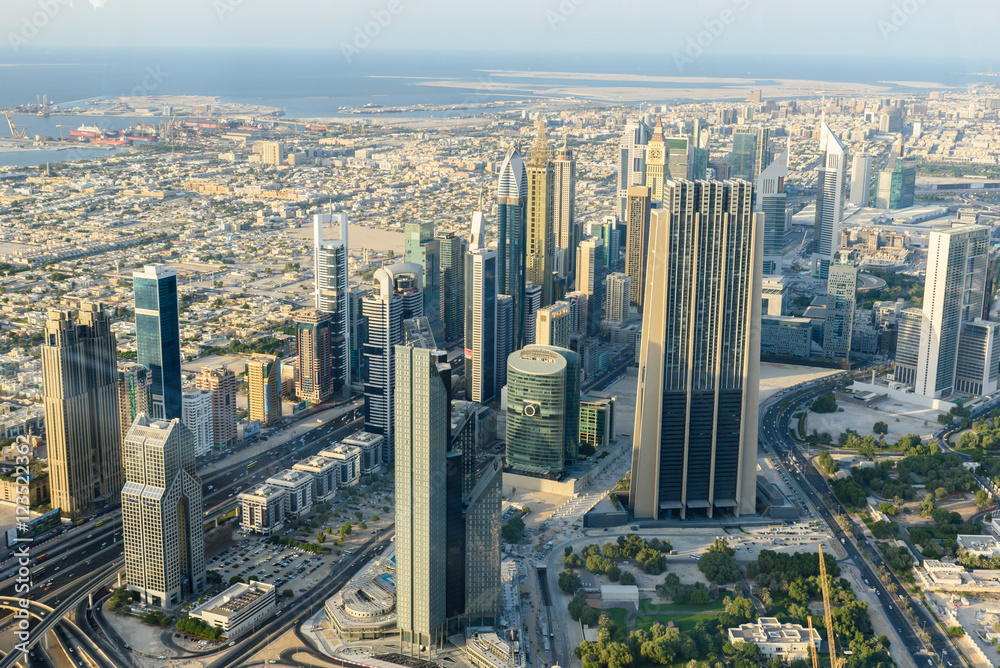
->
134 264 182 420
314 211 350 391
405 221 443 345
497 143 527 349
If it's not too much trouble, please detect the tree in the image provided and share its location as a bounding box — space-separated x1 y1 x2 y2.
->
948 626 965 637
976 489 993 509
878 501 899 516
282 589 293 599
340 522 353 536
873 421 889 435
229 576 244 585
503 517 525 543
620 571 636 586
559 569 582 594
698 551 739 584
812 392 838 413
818 451 839 475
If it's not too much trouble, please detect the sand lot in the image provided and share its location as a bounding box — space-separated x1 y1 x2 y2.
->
804 401 938 445
759 363 840 401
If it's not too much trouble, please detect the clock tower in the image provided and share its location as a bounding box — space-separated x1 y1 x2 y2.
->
646 116 666 203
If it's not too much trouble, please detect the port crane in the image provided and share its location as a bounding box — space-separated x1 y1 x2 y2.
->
2 111 27 140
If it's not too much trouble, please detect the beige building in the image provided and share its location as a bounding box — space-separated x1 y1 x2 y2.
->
122 415 206 607
189 581 276 639
623 186 651 309
194 366 237 448
238 484 286 535
292 455 338 502
535 302 571 349
245 355 280 425
117 362 152 446
525 121 555 307
727 618 821 661
41 303 122 517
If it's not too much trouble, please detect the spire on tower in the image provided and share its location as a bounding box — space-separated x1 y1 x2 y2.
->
528 119 551 167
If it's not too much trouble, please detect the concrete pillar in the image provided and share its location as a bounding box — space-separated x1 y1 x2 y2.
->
117 572 123 588
88 592 93 608
43 629 51 650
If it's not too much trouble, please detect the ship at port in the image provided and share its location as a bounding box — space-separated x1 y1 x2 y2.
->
69 125 107 139
93 137 132 146
121 126 159 142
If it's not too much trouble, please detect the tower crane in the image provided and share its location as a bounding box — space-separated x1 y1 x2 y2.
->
818 544 845 668
3 111 27 140
807 616 821 668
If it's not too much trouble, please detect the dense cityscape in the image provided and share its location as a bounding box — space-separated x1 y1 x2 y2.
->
5 5 1000 668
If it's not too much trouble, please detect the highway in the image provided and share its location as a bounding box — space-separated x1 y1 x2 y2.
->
759 374 955 666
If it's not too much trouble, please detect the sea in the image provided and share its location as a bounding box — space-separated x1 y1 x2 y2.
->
0 48 995 166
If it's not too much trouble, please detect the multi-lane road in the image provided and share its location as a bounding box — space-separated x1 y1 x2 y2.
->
759 375 955 666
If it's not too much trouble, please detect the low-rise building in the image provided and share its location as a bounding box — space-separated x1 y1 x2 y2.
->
600 585 638 604
324 545 397 640
340 430 384 475
319 444 362 488
958 534 1000 558
464 628 526 668
579 395 615 451
922 560 964 586
189 581 276 639
265 469 314 519
238 484 286 535
727 617 821 662
292 455 338 503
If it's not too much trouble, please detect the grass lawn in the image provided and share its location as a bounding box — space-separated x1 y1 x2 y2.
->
635 612 707 633
638 598 726 613
603 607 629 629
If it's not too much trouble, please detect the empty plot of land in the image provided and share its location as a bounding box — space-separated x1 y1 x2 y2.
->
804 402 937 445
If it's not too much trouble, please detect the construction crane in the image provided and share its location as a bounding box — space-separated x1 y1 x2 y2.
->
807 616 820 668
818 544 845 668
3 111 27 140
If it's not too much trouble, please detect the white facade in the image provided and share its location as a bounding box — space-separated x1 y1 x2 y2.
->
605 273 631 324
182 390 214 457
238 484 286 535
319 445 362 489
535 302 571 349
293 455 338 502
812 121 848 279
728 618 821 661
850 153 873 206
189 582 276 639
265 469 314 519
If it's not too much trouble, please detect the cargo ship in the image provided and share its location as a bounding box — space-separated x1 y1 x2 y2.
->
93 137 131 146
69 125 106 139
121 127 158 142
306 125 329 131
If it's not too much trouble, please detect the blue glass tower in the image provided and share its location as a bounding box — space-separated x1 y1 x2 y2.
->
134 264 182 420
497 143 527 349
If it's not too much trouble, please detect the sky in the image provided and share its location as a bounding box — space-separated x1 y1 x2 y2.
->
0 0 998 62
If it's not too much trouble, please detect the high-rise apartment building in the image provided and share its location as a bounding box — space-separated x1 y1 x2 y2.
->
405 222 443 345
575 236 605 336
182 390 214 457
362 264 423 461
497 143 528 349
437 230 467 343
194 366 237 448
295 309 335 404
258 140 286 166
586 216 620 272
525 121 555 308
117 361 152 446
850 153 873 206
535 302 572 350
395 343 450 649
246 355 280 426
617 120 651 219
624 186 652 309
134 264 182 420
629 180 761 520
122 415 206 607
914 225 992 398
505 345 580 474
758 149 788 276
523 283 542 347
496 295 514 392
732 128 767 183
553 137 577 280
812 121 848 279
349 286 370 386
314 211 350 392
823 262 858 361
465 235 497 404
605 273 631 324
42 303 122 517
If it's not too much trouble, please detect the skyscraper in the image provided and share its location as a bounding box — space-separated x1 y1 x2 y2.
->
466 216 498 403
314 211 350 391
122 415 206 607
395 342 450 650
362 263 423 461
732 127 770 185
134 264 182 420
535 302 572 349
349 286 370 387
875 157 916 210
629 180 761 520
823 261 858 361
523 283 542 347
850 153 873 206
553 137 577 280
505 345 580 473
758 149 788 276
437 230 468 343
294 309 335 404
666 135 694 180
496 295 514 392
405 222 444 345
182 390 214 458
624 186 651 310
525 121 555 307
645 117 667 203
194 366 237 449
915 225 991 398
117 361 152 446
812 120 848 279
42 303 122 517
605 273 631 324
617 120 651 219
497 143 528 349
575 236 605 336
586 216 620 272
246 354 280 425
